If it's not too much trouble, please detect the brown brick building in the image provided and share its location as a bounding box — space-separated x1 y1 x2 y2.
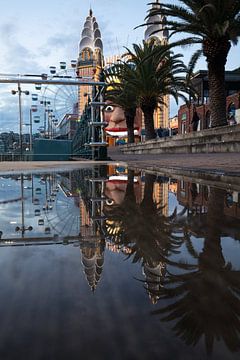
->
178 69 240 134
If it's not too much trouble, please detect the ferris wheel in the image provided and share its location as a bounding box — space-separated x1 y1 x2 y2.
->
30 61 79 130
41 62 79 123
44 185 81 237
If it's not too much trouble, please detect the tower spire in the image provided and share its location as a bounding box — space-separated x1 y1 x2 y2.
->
89 5 93 16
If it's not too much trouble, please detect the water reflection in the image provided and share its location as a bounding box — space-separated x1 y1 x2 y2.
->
0 167 240 358
153 186 240 354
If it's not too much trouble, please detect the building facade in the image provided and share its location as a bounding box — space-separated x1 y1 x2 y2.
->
178 70 240 134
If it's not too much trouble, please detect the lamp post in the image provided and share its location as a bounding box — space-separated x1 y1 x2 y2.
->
48 113 56 139
15 174 33 238
40 100 51 138
29 108 33 151
24 109 33 152
46 107 54 139
11 83 30 160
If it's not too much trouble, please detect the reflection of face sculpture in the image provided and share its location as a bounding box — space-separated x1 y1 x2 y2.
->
104 180 127 207
103 102 142 137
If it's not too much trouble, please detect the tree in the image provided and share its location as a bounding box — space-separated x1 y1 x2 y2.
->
124 41 192 140
105 41 193 141
147 1 240 127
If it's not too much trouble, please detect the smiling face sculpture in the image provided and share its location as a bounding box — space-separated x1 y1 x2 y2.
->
103 102 142 138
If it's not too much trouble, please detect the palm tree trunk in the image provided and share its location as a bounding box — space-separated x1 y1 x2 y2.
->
208 61 228 127
125 115 135 144
125 169 135 201
200 188 226 268
141 173 156 212
204 39 231 128
125 109 136 144
142 106 156 140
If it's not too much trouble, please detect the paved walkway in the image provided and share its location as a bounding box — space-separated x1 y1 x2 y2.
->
108 147 240 175
0 149 239 176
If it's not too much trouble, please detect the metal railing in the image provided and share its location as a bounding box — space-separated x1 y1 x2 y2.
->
0 152 33 162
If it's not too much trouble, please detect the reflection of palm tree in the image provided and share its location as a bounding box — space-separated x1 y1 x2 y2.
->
104 169 138 245
104 171 193 303
105 172 185 261
153 188 240 354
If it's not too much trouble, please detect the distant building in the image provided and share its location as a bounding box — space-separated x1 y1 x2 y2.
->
169 115 178 134
0 131 19 152
178 69 240 134
56 114 79 139
0 139 5 153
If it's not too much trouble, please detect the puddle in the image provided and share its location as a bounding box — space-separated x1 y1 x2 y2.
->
0 165 240 359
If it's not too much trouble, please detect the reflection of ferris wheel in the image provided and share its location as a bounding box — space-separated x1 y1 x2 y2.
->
40 66 79 123
45 187 80 237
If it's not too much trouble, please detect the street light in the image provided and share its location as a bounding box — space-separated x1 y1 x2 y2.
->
15 174 33 238
23 108 34 152
40 100 51 137
11 84 30 160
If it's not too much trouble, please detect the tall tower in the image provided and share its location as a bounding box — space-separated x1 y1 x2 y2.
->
144 0 169 129
77 9 104 116
144 0 169 45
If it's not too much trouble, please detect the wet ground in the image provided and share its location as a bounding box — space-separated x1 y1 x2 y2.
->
109 148 240 175
0 164 240 359
0 151 240 176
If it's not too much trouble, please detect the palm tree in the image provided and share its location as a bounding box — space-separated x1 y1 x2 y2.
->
105 41 193 141
123 41 193 140
147 1 240 127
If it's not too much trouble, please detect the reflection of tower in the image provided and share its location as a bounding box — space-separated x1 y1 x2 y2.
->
79 197 91 227
79 168 107 291
143 262 166 304
77 8 104 116
153 182 169 217
80 230 104 292
144 0 169 129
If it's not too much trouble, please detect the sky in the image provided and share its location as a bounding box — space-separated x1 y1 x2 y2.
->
0 0 240 133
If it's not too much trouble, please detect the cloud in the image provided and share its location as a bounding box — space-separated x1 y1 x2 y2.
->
0 23 44 74
38 32 79 58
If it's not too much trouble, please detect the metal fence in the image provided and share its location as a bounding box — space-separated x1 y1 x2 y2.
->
0 152 33 162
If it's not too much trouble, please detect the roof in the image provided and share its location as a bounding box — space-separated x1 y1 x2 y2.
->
79 9 103 52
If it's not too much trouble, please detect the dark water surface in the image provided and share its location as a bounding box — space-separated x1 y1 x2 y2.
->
0 166 240 360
